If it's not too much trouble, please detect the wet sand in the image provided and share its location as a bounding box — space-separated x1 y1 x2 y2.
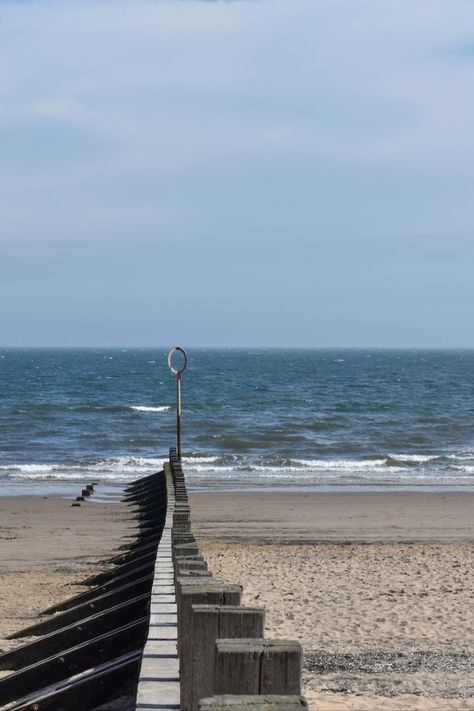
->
188 490 474 544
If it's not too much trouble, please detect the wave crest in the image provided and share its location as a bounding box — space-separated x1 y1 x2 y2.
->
130 405 170 413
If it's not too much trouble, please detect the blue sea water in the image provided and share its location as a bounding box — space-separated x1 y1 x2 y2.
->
1 348 474 492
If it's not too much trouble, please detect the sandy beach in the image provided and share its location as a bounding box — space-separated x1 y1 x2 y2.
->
0 488 473 709
189 491 474 710
0 491 133 646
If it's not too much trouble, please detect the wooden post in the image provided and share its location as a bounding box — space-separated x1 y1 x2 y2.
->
214 640 262 695
178 570 213 579
178 583 242 711
199 696 308 711
191 606 265 711
177 559 208 572
173 543 201 558
214 640 302 696
260 640 302 695
190 605 219 711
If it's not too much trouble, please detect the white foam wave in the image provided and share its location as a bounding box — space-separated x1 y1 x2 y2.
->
3 453 473 487
446 451 474 461
183 455 474 486
186 462 402 477
449 464 474 474
130 405 170 413
387 454 435 463
5 464 54 474
290 458 388 470
183 456 221 465
0 457 165 482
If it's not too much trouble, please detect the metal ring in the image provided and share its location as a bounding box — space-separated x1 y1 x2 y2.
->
167 346 188 376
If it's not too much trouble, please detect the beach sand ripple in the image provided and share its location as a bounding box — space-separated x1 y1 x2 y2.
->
202 541 474 710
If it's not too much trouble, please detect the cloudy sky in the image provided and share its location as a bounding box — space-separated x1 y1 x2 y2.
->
1 0 474 347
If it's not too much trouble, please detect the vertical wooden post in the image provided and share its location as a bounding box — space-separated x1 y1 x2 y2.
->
191 605 220 710
174 543 201 558
191 606 265 710
214 640 302 696
178 583 242 711
214 640 262 695
260 640 302 695
177 559 208 572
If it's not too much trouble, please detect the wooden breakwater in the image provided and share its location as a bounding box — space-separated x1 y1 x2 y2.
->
0 472 169 710
135 456 179 710
0 452 308 710
165 448 308 711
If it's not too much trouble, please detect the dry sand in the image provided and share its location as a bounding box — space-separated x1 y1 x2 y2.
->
0 492 133 646
0 488 473 710
189 491 474 711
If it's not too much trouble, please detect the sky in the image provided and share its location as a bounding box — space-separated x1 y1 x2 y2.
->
1 0 474 348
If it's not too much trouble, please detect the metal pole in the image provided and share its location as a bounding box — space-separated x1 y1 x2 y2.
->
176 374 182 460
168 347 188 460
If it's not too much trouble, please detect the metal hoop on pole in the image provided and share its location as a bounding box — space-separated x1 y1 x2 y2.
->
167 347 188 376
167 347 188 460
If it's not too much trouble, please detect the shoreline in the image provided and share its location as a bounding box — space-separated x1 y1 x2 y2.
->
2 479 474 499
2 470 474 498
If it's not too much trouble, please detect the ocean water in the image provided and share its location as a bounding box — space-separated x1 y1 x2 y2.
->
1 348 474 492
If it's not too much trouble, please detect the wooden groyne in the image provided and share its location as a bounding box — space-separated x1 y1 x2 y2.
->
135 457 179 710
0 452 308 710
0 472 168 710
166 448 308 711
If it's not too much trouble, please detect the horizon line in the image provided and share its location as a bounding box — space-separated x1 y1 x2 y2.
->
2 345 474 351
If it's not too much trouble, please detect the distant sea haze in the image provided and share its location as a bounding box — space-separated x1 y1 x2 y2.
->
1 348 474 492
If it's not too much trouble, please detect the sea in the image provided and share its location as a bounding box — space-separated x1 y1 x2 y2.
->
1 348 474 495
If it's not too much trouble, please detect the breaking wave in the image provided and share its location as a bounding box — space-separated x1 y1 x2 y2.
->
2 451 472 489
130 405 171 413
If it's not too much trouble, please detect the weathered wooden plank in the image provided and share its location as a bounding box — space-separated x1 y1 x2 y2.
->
214 640 261 696
190 605 219 711
0 601 149 670
9 580 154 639
173 543 201 558
191 606 265 711
260 641 302 695
41 572 155 615
119 534 163 551
177 583 242 711
214 640 302 696
2 651 142 711
0 621 147 706
198 695 308 711
99 541 160 566
42 566 155 614
218 607 265 640
79 550 158 586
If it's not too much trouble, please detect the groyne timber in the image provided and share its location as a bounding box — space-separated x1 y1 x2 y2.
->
0 449 308 710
